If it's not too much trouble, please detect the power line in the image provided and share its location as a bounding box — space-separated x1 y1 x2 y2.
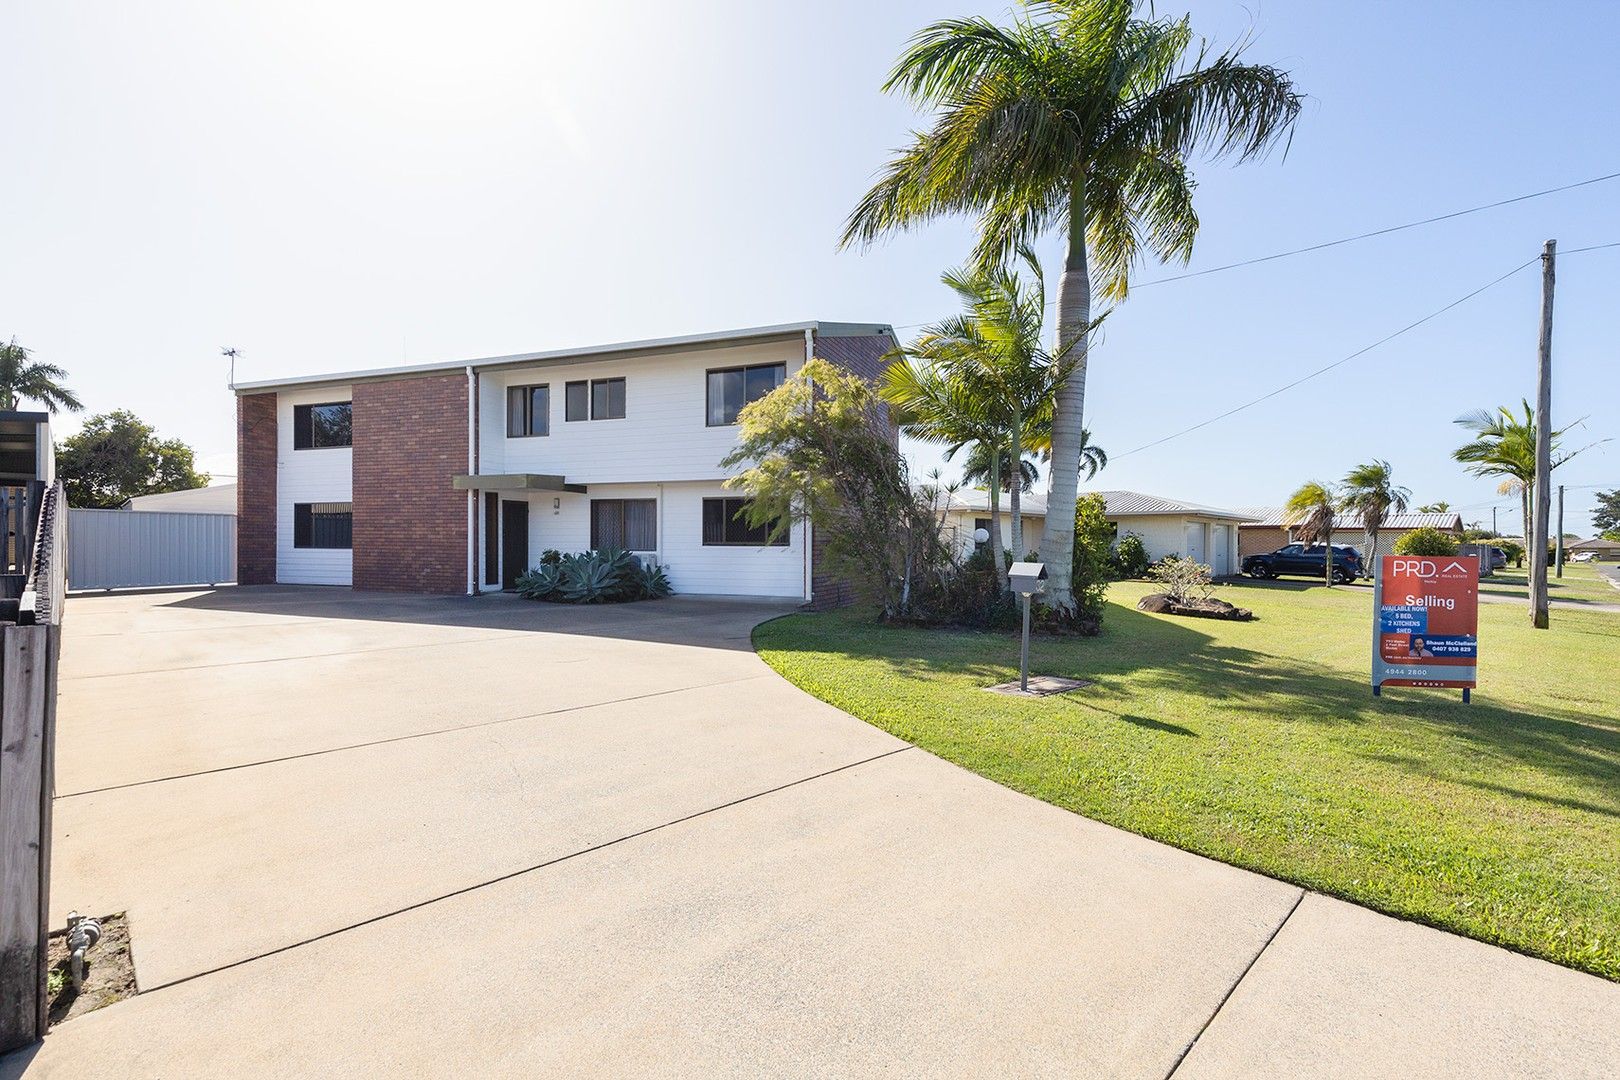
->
1113 255 1540 459
887 170 1620 331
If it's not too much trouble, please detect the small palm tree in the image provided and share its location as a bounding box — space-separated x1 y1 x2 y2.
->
1453 401 1594 540
843 0 1300 613
0 338 83 412
1286 481 1339 587
959 443 1040 495
1339 460 1411 573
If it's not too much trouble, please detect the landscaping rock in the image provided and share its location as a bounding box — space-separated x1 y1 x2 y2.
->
1138 593 1254 621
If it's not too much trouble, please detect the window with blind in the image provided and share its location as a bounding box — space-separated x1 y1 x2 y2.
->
590 499 656 551
505 384 549 437
293 502 353 549
702 497 788 546
292 403 352 449
706 363 785 426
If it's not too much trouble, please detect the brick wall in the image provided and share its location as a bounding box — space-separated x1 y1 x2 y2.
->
351 375 469 593
236 393 278 584
808 332 896 610
1238 525 1288 558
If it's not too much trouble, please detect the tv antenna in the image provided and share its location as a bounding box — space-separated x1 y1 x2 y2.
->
222 346 240 389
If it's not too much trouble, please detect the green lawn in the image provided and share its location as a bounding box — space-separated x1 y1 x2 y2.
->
754 578 1620 980
1478 561 1620 606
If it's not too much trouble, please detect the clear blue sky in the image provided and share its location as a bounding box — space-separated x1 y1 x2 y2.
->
3 1 1615 533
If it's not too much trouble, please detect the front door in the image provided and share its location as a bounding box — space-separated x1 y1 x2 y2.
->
501 500 529 590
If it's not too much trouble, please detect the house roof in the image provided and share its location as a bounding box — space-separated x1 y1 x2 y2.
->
942 488 1256 522
1569 536 1620 551
232 321 895 394
1236 507 1464 531
122 483 237 514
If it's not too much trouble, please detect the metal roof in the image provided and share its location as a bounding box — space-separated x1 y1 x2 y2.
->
1237 507 1464 531
943 488 1256 521
232 321 895 393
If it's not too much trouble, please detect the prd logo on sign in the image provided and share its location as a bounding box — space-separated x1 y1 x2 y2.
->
1371 554 1480 701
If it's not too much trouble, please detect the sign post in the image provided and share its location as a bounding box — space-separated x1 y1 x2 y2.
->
1372 555 1480 702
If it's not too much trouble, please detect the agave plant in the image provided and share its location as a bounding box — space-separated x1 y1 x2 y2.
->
514 564 560 599
631 559 673 600
557 554 619 604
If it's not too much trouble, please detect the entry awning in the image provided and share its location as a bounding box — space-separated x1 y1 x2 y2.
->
451 473 587 493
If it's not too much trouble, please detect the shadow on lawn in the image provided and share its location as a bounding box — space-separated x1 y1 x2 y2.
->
763 603 1620 817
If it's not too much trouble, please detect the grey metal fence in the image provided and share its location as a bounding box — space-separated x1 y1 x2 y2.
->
67 509 236 590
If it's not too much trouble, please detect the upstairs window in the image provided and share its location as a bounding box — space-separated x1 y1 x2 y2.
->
702 497 788 547
591 498 656 551
293 502 353 549
707 363 785 426
565 378 626 421
293 402 352 449
506 384 549 437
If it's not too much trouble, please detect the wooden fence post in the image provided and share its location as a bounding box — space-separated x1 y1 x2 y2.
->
0 624 53 1052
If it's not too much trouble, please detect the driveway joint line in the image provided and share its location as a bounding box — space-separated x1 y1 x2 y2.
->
139 744 917 995
55 672 782 799
1163 887 1306 1079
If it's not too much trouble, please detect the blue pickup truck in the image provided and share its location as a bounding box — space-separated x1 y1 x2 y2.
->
1242 543 1364 584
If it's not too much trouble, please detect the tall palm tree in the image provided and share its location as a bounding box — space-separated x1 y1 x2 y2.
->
1286 481 1339 587
1339 460 1410 573
957 426 1108 495
0 338 83 412
1453 401 1594 544
842 0 1300 613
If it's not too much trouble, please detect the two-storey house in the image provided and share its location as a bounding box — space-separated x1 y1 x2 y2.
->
234 321 895 602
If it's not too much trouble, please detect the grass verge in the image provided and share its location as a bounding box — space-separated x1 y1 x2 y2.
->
754 577 1620 980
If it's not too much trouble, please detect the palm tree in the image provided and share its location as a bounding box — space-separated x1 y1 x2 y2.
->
958 426 1107 495
884 352 1011 578
959 443 1040 495
1417 501 1451 513
1453 401 1594 544
842 0 1300 613
1339 460 1410 573
0 338 83 412
1285 481 1339 587
885 249 1071 567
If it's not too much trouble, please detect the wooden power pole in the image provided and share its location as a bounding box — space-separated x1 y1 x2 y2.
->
1529 240 1555 629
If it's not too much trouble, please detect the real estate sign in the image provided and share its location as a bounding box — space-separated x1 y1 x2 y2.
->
1371 554 1480 699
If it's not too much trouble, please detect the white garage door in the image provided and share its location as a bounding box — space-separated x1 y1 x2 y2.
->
1185 521 1206 564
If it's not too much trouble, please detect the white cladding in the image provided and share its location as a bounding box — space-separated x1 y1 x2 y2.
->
477 340 803 484
275 385 354 586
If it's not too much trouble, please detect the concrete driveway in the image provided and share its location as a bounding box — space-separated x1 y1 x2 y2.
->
6 587 1617 1078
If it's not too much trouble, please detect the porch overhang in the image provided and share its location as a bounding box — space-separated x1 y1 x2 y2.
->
452 473 587 494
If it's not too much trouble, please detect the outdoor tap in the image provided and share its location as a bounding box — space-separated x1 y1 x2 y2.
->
65 911 102 990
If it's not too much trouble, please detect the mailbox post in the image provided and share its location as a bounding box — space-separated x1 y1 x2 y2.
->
1008 561 1048 692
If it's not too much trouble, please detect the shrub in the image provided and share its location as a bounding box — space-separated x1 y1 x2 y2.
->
1071 493 1113 618
1393 527 1459 556
1499 540 1524 567
1151 555 1213 604
539 549 564 566
515 549 672 604
1111 533 1150 578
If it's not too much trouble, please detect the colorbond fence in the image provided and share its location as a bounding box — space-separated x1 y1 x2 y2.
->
67 508 236 590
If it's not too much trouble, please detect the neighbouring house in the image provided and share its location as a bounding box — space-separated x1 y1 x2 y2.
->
938 488 1256 577
1233 508 1463 559
1568 536 1620 561
123 482 237 514
233 322 896 601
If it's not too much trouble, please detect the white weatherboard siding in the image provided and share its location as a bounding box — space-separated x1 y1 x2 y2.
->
497 482 805 598
276 386 353 586
478 341 803 483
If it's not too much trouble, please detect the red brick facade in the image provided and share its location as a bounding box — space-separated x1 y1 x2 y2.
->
808 332 897 610
351 375 469 593
236 393 278 585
